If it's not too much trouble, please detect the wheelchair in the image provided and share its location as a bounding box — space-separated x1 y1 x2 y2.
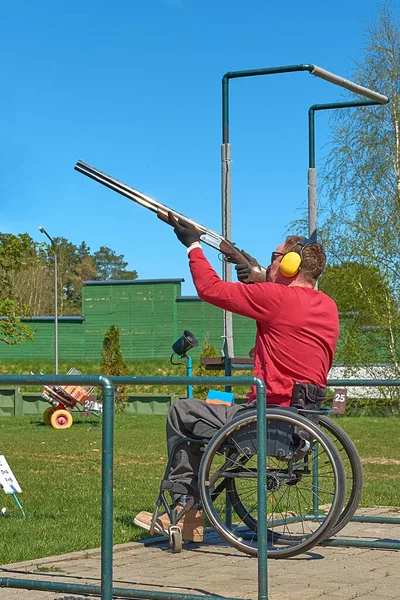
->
150 404 362 559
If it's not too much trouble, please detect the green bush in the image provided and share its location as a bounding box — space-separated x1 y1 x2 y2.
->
342 396 399 417
100 325 128 411
193 334 223 399
325 387 400 416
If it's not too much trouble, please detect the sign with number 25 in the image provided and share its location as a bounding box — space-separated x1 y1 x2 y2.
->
332 388 348 415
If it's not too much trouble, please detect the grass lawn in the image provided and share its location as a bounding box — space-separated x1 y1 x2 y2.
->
0 414 399 564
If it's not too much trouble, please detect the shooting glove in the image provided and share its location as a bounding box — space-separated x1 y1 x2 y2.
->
235 250 267 284
168 212 201 248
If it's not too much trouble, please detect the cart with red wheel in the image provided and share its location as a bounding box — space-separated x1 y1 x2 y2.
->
41 368 102 429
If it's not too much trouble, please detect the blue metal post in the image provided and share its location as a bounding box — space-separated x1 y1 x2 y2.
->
12 494 25 519
186 357 193 398
100 375 115 600
312 442 319 516
255 377 268 600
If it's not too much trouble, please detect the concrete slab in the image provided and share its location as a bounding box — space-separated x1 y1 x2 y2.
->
0 508 399 600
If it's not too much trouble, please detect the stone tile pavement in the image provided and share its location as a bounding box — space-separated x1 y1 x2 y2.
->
0 508 399 600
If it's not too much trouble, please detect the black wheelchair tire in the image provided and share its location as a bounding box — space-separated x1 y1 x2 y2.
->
227 414 363 541
199 407 346 559
318 415 363 538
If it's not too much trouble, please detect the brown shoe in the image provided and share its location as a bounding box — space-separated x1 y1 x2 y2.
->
134 509 204 542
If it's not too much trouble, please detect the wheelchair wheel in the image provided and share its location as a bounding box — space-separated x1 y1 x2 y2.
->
318 415 363 538
228 414 363 541
199 407 346 559
170 528 183 553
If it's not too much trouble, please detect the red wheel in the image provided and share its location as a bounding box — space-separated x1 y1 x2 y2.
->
50 409 73 430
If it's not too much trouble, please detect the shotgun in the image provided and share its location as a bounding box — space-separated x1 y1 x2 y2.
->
74 159 253 268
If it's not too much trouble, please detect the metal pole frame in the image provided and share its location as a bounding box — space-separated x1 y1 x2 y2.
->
307 102 396 550
323 378 400 550
38 227 59 374
307 99 384 241
54 246 59 374
0 374 267 600
186 356 193 398
221 64 388 359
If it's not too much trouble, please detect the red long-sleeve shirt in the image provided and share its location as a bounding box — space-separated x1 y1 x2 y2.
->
189 246 339 406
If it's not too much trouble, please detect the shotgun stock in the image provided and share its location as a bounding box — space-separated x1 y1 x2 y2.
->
74 159 253 268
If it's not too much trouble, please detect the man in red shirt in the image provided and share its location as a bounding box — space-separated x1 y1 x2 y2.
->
135 214 339 542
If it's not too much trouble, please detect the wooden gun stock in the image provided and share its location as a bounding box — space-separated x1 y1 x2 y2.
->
219 239 251 266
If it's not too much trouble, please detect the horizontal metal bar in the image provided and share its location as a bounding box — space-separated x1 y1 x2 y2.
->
2 374 400 389
110 376 257 386
322 539 400 550
223 64 313 80
0 375 257 387
0 578 244 600
309 99 380 112
0 375 106 386
327 379 400 387
222 64 388 104
351 515 400 524
310 65 389 104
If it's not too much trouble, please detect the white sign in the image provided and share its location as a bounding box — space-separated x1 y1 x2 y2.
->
83 399 103 414
0 455 22 495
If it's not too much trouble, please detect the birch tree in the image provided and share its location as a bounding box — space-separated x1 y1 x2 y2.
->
318 2 400 376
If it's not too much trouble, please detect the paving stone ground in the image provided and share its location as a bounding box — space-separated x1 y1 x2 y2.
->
0 508 399 600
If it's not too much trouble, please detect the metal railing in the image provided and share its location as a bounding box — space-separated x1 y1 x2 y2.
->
0 374 268 600
1 375 399 597
324 378 400 550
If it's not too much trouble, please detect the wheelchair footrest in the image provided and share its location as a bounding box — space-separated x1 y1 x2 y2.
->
161 480 188 495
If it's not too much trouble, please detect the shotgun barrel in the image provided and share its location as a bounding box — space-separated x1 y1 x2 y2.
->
74 160 253 268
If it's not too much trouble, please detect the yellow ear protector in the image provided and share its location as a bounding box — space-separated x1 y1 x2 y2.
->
279 239 314 278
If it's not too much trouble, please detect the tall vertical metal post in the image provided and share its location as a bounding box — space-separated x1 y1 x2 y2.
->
39 226 59 374
54 248 59 374
308 99 380 244
186 356 193 398
307 108 317 243
221 75 234 360
100 375 115 600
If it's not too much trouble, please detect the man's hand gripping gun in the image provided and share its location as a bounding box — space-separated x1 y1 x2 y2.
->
74 160 266 283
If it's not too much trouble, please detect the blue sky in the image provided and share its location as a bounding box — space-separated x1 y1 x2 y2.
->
1 0 386 295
